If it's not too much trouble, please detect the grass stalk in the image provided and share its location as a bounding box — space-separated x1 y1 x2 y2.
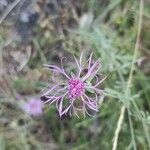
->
0 0 22 25
112 0 144 150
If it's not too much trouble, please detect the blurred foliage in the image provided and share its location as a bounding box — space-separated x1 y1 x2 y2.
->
0 0 150 150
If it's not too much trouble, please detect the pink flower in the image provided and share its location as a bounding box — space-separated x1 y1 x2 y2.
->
23 98 43 116
42 52 105 117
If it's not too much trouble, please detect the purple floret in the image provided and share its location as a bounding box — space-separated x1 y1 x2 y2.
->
42 52 105 117
23 98 43 116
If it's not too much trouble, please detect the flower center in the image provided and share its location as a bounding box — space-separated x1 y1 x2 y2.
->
68 78 85 99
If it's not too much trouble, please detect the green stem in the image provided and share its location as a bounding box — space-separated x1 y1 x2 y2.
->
112 0 144 150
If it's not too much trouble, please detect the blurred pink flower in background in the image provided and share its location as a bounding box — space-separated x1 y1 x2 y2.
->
23 98 43 116
42 52 105 117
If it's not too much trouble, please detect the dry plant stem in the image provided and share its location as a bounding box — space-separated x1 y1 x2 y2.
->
112 0 144 150
0 0 22 25
112 106 126 150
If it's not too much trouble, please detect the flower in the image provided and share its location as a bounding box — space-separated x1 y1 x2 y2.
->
42 52 105 117
23 98 43 116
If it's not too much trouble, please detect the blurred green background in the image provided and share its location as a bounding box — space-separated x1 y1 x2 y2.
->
0 0 150 150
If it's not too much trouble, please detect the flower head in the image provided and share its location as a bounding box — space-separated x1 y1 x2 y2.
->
23 98 43 116
42 52 105 117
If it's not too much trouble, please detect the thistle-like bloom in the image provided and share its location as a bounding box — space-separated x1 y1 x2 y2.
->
23 98 43 116
42 53 105 117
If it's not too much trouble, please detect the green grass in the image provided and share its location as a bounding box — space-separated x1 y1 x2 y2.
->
0 0 149 150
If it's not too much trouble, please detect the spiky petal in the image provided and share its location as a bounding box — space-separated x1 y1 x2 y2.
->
42 52 105 117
